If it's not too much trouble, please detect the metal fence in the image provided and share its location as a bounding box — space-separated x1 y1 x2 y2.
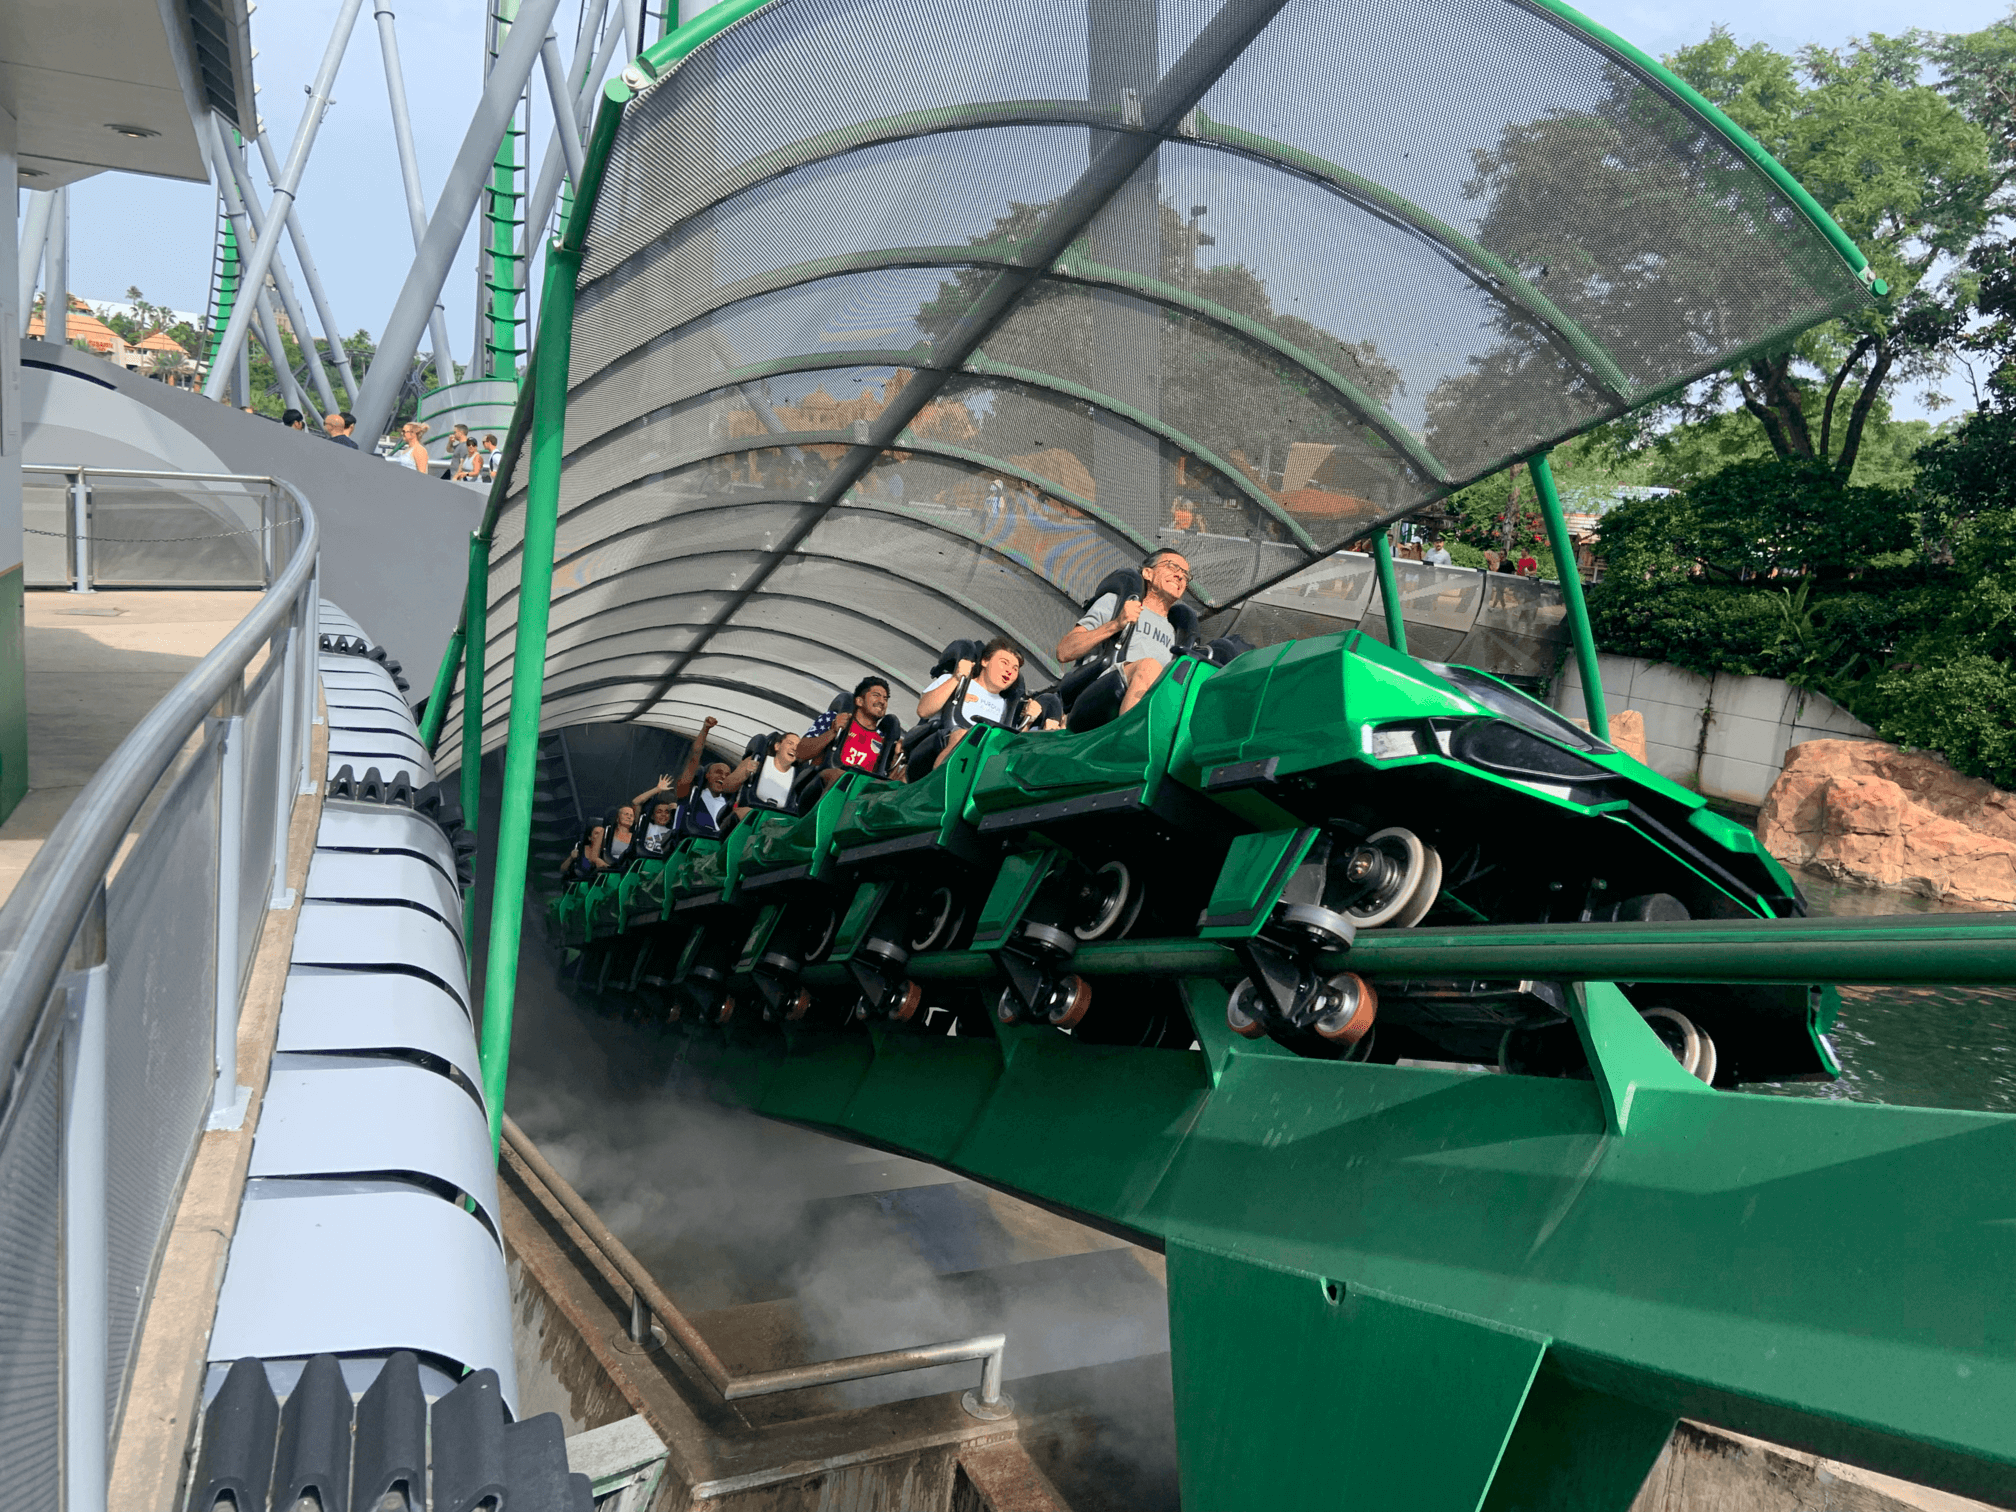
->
21 465 292 590
0 479 319 1511
1221 551 1570 679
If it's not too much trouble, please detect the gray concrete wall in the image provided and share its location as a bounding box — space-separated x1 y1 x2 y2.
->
18 340 484 676
1552 652 1874 808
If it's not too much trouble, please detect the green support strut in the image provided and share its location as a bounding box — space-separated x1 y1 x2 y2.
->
416 622 465 752
1371 528 1408 657
477 247 575 1156
460 533 491 938
1530 451 1609 743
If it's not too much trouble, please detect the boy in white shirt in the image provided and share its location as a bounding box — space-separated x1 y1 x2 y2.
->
916 638 1032 770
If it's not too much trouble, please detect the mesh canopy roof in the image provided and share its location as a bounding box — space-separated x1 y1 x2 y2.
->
438 0 1872 768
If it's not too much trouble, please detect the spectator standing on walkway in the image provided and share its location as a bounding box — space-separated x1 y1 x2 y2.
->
324 411 360 449
1516 550 1537 577
447 424 475 480
281 409 306 431
479 434 501 482
391 421 431 472
1426 539 1453 566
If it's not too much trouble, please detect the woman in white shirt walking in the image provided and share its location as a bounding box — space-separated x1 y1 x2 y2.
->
391 420 431 471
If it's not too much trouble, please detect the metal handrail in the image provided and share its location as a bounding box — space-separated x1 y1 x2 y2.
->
22 464 282 484
0 478 319 1091
500 1114 1014 1420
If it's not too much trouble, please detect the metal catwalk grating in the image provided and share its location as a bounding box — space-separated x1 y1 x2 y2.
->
451 0 1871 762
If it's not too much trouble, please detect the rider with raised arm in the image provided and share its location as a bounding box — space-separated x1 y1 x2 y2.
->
673 717 759 838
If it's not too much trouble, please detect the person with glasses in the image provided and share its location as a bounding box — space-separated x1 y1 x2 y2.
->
1055 549 1191 717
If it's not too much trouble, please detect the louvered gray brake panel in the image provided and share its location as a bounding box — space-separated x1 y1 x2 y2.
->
313 803 460 887
208 1189 514 1396
205 604 515 1434
323 687 415 722
304 851 462 937
317 600 368 641
275 969 480 1085
291 902 468 1009
250 1061 501 1235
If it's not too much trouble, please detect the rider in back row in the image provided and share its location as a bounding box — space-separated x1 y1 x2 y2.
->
566 548 1195 870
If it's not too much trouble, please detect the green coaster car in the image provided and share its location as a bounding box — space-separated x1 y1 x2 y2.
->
1173 630 1830 1082
553 628 1829 1085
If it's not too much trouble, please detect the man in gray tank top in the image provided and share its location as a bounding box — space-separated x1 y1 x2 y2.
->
1055 549 1191 716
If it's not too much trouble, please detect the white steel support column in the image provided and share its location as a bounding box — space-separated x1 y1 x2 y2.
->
254 131 363 403
203 0 367 399
373 5 461 391
16 188 52 319
45 186 67 345
350 0 564 442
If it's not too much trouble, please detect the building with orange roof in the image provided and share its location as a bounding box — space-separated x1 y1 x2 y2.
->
27 298 203 386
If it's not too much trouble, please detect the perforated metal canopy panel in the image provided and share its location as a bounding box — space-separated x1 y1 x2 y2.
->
438 0 1872 768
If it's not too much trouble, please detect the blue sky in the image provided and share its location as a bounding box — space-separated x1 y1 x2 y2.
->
20 0 2013 401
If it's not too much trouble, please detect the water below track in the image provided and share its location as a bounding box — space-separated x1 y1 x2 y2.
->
1757 872 2016 1114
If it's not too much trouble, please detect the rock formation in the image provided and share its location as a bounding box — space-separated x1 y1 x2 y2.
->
1759 740 2016 908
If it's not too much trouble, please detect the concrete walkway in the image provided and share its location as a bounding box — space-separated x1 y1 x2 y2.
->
0 589 259 907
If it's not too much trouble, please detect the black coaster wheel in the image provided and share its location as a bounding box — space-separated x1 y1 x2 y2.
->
801 904 840 964
1343 827 1442 929
1074 861 1141 941
909 886 960 953
1640 1006 1719 1085
1225 979 1268 1039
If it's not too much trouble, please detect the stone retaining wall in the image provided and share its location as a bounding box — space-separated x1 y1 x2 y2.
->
1551 653 1874 807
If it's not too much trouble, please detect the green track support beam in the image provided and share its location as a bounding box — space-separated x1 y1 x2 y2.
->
651 975 2016 1506
417 623 465 752
1372 529 1409 657
477 246 575 1155
1531 451 1607 743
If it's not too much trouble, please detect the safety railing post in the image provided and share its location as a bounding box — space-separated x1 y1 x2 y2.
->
62 886 110 1512
68 469 93 595
1530 451 1609 743
1371 528 1408 657
270 616 300 909
209 684 248 1127
479 246 577 1156
301 571 321 795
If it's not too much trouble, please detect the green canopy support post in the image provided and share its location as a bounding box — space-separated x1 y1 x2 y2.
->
459 532 491 937
1530 451 1608 744
417 621 465 753
477 246 575 1157
1371 529 1408 657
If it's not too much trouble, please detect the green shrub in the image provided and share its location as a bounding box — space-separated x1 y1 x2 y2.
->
1860 656 2016 788
1444 540 1488 570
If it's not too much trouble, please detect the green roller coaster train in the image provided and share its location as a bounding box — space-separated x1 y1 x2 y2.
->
407 0 2016 1504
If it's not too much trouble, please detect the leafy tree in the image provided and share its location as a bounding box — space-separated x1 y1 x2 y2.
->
1660 29 1998 476
916 197 1416 536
